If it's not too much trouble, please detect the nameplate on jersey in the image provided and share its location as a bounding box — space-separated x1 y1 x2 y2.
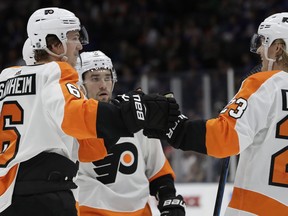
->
0 74 36 101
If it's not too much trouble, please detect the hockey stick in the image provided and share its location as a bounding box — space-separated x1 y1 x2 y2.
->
213 157 230 216
213 63 262 216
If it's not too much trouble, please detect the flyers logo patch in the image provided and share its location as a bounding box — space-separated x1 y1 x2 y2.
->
44 9 54 15
282 17 288 23
92 142 138 184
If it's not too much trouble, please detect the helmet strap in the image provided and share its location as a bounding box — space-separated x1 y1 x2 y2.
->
79 84 88 97
44 40 68 61
267 60 274 71
111 81 115 93
264 46 276 70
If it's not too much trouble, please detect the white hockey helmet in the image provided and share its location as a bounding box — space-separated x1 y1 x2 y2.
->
27 7 89 51
22 38 36 65
250 12 288 53
77 51 117 84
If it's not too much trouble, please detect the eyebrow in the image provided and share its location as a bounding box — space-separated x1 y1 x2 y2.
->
89 70 111 75
90 73 111 77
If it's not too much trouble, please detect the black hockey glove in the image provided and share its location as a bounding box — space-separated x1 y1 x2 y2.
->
113 90 146 133
143 93 180 129
150 174 186 216
113 91 180 134
158 195 186 216
143 114 188 148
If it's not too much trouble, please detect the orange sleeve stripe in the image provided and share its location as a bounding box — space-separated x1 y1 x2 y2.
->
206 116 239 157
206 70 280 157
0 164 18 196
58 62 98 139
149 159 175 182
229 187 288 215
75 201 80 216
79 203 152 216
78 138 107 162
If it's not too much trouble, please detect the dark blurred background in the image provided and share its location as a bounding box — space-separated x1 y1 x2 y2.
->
2 0 287 182
2 0 286 77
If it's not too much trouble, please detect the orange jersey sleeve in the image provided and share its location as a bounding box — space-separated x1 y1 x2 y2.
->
57 62 98 139
206 70 280 157
78 138 107 162
178 70 281 158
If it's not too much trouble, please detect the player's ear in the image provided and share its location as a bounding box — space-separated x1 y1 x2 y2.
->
275 44 285 61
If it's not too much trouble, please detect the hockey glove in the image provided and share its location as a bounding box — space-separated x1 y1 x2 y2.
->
143 93 180 129
114 91 180 134
114 90 146 133
144 114 188 148
158 195 186 216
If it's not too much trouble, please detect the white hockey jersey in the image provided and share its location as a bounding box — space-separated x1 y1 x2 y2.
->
76 130 175 216
203 70 288 215
0 61 107 212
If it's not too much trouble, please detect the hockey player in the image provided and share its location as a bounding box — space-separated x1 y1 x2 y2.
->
145 12 288 216
0 7 180 215
75 51 186 216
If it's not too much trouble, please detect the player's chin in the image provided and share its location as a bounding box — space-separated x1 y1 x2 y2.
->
98 95 110 102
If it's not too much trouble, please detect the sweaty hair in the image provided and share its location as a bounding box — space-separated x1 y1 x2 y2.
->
34 34 62 62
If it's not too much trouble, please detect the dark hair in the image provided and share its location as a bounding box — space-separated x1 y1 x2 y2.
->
34 34 62 62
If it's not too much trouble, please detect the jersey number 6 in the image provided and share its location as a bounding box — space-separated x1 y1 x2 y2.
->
0 101 23 167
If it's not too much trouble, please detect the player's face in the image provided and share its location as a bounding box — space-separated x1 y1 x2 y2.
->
65 30 83 67
83 69 113 102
